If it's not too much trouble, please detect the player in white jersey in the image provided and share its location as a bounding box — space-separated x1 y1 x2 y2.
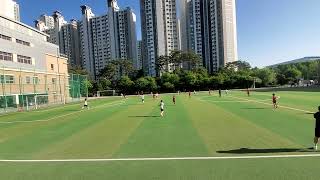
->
141 94 145 103
160 100 165 117
82 98 89 109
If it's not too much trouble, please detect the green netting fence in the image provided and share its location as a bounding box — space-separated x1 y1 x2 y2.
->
0 66 88 113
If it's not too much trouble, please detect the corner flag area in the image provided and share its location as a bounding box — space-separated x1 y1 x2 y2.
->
0 90 319 180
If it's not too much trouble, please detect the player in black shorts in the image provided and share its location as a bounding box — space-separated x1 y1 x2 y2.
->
314 106 320 150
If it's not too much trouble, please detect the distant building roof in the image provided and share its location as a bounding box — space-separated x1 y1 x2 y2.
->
268 56 320 67
0 15 49 37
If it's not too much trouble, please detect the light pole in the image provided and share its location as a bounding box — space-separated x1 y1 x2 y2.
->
56 48 63 103
0 62 7 112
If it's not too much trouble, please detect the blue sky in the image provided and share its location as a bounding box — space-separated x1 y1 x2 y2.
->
16 0 320 67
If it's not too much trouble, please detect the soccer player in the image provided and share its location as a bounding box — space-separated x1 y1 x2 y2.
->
209 89 211 96
160 100 165 117
173 95 176 105
189 91 191 98
219 89 222 98
272 93 278 109
82 98 89 109
313 106 320 150
246 88 250 97
141 94 145 103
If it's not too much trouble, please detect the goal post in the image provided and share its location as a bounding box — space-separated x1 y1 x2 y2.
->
34 94 49 110
97 90 117 97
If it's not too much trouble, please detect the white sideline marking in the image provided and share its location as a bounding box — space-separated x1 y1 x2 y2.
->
228 96 314 114
0 100 125 124
1 154 320 162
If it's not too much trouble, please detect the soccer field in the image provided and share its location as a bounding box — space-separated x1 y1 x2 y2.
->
0 90 320 180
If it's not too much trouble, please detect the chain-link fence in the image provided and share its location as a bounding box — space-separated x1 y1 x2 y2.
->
0 66 88 113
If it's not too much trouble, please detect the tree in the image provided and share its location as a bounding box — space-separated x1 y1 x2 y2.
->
117 59 134 76
211 73 225 88
68 66 89 75
284 67 302 82
135 77 149 92
184 71 197 89
97 78 111 91
161 73 180 85
81 79 93 97
162 82 175 90
180 51 202 69
276 73 288 85
118 76 134 93
254 68 276 86
170 50 183 69
157 55 171 73
145 76 158 92
99 62 118 80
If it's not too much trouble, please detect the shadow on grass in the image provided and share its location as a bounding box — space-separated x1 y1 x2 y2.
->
128 115 161 118
305 112 315 115
217 147 314 154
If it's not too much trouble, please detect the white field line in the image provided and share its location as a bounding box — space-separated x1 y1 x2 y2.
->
228 95 314 113
32 103 82 113
1 154 320 162
0 100 126 124
197 96 270 103
33 98 122 113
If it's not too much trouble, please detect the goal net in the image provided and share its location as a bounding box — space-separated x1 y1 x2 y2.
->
34 94 49 109
19 94 66 111
97 90 117 97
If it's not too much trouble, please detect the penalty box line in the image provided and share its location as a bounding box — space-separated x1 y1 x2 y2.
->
0 100 126 124
228 95 314 114
1 154 320 162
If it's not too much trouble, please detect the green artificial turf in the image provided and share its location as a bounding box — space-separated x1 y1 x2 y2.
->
0 91 320 180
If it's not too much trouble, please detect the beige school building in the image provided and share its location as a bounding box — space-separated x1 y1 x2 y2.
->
0 15 69 110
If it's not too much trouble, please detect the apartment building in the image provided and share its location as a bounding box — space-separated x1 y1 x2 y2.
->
140 0 179 76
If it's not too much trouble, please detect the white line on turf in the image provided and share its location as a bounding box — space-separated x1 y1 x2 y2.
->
1 154 320 162
228 96 314 113
0 100 126 124
196 96 270 103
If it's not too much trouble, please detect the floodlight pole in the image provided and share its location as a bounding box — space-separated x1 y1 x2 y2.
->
56 48 63 103
85 75 89 98
1 64 7 112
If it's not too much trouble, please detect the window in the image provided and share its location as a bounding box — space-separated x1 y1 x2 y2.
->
0 51 13 61
33 77 39 84
26 76 31 84
0 75 14 84
17 55 32 65
16 39 30 46
52 78 56 85
50 64 54 70
0 34 12 41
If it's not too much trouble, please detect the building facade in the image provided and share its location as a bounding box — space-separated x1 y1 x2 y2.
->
136 40 143 70
0 0 20 21
0 15 69 111
140 0 179 77
181 0 238 73
79 0 138 79
35 12 82 67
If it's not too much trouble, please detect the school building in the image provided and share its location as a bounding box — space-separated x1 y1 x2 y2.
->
0 15 70 111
